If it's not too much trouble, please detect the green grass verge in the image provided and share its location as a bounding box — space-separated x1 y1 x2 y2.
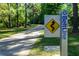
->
0 24 37 39
28 30 60 56
68 33 79 56
67 27 79 56
29 29 79 56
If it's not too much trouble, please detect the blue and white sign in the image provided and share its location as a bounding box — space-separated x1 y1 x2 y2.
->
60 10 68 40
60 10 68 56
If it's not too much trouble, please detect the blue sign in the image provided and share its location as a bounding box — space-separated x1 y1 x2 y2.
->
60 10 68 40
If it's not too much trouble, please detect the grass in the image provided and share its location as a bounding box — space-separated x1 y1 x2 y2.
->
0 28 26 39
0 24 37 39
68 27 79 56
29 29 79 56
28 30 60 56
68 33 79 56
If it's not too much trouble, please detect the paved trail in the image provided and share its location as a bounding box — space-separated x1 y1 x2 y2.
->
0 25 44 56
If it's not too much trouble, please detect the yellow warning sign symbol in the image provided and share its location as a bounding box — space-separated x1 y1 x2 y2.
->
46 19 59 33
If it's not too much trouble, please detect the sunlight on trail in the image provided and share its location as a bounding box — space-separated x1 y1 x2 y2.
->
0 25 44 56
0 30 43 42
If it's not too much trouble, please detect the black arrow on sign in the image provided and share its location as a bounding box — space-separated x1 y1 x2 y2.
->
50 20 55 31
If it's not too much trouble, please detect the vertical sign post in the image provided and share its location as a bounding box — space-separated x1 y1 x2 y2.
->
60 10 68 56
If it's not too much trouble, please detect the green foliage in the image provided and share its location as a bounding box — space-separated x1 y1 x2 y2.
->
0 3 79 28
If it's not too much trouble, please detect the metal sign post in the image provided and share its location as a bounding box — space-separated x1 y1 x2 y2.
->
60 10 68 56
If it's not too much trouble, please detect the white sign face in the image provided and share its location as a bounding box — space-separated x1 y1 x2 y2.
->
44 15 60 37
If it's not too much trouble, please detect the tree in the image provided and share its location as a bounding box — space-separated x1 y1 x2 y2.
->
16 3 19 27
40 3 62 24
8 3 11 28
72 3 79 33
24 3 27 28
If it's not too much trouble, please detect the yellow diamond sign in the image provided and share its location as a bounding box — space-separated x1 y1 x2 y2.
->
46 19 59 33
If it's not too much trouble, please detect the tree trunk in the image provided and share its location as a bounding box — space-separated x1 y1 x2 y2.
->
16 3 19 27
72 3 79 33
24 3 27 28
8 3 11 28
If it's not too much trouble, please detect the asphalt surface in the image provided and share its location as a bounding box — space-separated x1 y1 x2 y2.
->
0 25 44 56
